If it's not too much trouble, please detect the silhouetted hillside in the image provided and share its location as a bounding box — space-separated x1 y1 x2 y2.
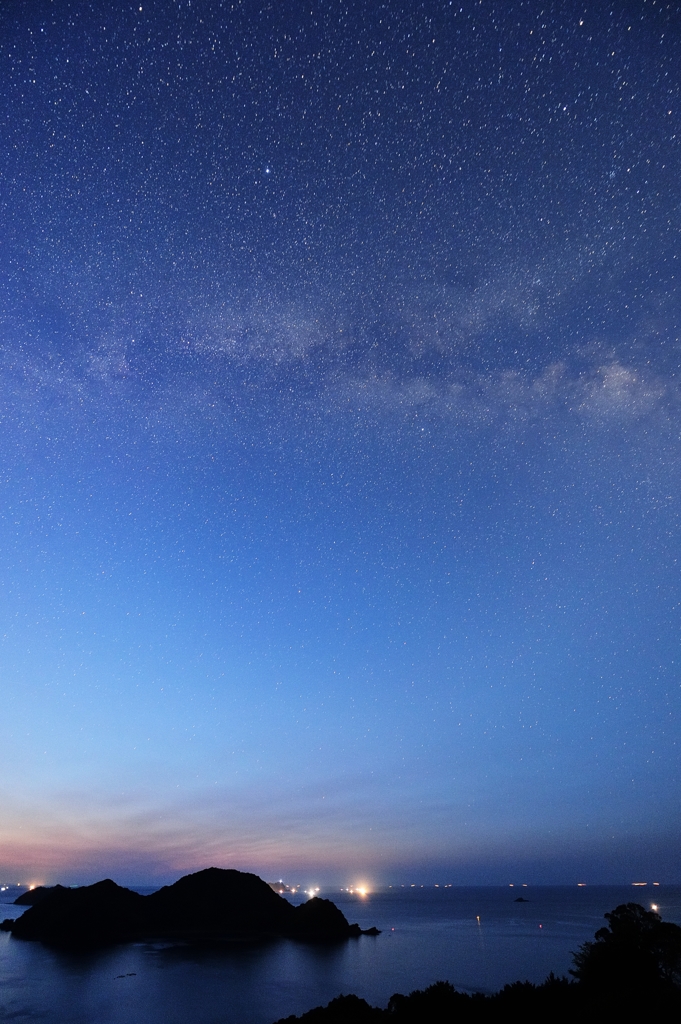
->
14 885 68 906
0 868 378 947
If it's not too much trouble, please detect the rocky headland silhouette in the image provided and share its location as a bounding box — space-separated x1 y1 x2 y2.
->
14 885 68 906
0 868 379 947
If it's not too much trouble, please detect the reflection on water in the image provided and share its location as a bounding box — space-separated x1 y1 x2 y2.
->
2 886 680 1024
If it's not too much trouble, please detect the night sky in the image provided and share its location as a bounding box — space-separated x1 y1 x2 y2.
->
1 0 680 887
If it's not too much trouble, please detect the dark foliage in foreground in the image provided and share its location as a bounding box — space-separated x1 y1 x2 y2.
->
571 901 681 992
275 903 681 1023
277 994 384 1024
276 977 583 1024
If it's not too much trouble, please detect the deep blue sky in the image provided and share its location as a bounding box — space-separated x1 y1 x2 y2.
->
0 0 679 886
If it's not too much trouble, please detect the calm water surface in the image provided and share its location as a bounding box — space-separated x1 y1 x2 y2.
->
1 884 679 1024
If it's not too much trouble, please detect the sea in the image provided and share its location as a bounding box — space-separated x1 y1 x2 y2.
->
1 883 679 1024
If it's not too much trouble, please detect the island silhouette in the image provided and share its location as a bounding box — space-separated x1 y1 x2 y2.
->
0 868 379 947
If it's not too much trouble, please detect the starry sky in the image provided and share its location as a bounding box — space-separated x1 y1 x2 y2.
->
0 0 680 887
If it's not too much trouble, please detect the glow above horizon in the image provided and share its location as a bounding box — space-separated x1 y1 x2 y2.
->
0 1 679 886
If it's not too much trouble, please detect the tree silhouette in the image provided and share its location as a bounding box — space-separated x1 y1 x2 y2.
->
571 902 681 999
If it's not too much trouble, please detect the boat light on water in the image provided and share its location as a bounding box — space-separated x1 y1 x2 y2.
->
341 885 369 896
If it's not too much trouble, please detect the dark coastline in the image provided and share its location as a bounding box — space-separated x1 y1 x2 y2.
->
274 902 681 1023
0 868 379 947
1 888 680 1024
273 976 681 1023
